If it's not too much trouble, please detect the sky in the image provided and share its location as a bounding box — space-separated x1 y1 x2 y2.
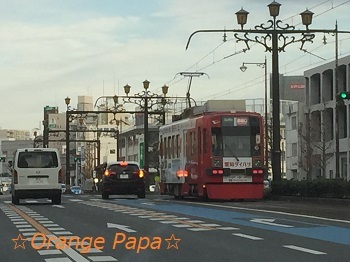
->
0 0 349 132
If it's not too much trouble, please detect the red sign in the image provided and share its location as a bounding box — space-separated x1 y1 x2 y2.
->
236 117 248 126
290 84 305 89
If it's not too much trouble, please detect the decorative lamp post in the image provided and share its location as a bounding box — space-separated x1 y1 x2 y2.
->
122 80 169 188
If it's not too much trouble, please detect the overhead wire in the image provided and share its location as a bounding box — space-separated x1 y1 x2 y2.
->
151 0 349 98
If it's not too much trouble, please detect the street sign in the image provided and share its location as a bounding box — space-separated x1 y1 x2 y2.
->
139 142 144 168
44 106 56 111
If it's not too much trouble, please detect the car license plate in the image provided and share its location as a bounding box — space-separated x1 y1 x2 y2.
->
223 175 252 183
120 174 128 179
35 178 44 183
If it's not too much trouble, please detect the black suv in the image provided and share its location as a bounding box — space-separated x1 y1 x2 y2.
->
101 161 146 199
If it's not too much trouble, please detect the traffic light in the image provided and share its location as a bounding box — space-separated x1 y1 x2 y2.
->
74 156 80 162
337 91 350 100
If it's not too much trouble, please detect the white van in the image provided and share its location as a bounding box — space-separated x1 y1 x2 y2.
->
11 148 62 205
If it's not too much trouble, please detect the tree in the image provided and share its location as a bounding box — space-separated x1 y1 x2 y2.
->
298 122 313 180
298 116 331 180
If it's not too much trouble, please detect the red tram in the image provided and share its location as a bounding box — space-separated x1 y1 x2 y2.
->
159 100 265 200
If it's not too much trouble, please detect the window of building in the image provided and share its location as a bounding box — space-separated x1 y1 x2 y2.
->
110 149 115 154
292 143 297 157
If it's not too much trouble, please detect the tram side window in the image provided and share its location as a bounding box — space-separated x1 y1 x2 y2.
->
160 136 163 159
203 128 207 153
168 136 171 159
176 134 180 158
198 127 202 154
211 127 223 156
190 131 196 156
172 135 175 158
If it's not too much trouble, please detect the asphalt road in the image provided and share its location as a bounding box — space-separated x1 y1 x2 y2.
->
1 193 350 262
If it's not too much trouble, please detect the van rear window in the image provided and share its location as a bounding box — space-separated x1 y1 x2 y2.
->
18 152 58 168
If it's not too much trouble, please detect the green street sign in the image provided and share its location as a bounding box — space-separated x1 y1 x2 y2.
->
139 142 144 168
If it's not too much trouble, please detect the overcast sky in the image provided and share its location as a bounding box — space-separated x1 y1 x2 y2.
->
0 0 349 131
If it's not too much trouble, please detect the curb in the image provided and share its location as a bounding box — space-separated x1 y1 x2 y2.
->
270 195 350 206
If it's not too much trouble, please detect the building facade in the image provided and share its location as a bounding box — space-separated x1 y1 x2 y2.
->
285 55 350 181
303 55 350 180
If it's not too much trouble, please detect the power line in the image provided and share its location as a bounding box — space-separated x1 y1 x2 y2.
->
152 1 350 99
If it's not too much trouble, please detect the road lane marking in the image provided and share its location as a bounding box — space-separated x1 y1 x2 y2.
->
13 221 29 224
47 227 66 231
172 225 192 228
44 258 72 262
51 205 64 209
160 221 178 224
77 248 102 253
38 250 63 255
22 232 37 236
200 224 220 227
107 223 137 233
54 231 73 235
283 245 326 255
188 228 211 231
19 228 36 232
251 218 294 228
218 227 240 230
16 225 32 228
88 256 118 261
186 220 204 223
233 233 263 240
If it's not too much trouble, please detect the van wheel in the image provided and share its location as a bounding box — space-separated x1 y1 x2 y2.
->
12 194 19 205
102 192 109 199
52 194 61 205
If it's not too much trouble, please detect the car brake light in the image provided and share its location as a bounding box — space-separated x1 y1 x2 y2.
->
212 170 218 174
176 170 188 178
218 169 224 175
138 170 144 178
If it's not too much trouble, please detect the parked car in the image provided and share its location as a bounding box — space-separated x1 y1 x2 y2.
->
71 186 83 195
101 161 145 199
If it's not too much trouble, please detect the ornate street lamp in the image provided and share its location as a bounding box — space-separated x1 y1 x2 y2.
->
122 80 170 188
